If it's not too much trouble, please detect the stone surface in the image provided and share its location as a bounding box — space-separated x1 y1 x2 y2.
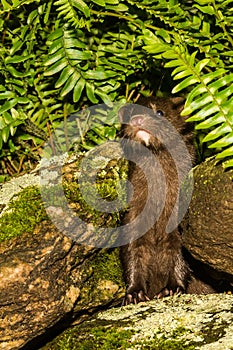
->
181 159 233 286
0 221 124 350
0 146 125 350
42 293 233 350
1 149 233 349
0 222 90 350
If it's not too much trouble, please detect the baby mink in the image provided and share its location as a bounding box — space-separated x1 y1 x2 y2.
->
119 96 214 305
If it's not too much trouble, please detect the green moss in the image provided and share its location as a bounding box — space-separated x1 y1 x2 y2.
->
138 327 196 349
78 249 124 306
55 326 134 350
138 338 195 349
90 249 123 285
0 156 128 243
62 182 121 233
43 323 196 350
63 157 128 229
0 186 48 242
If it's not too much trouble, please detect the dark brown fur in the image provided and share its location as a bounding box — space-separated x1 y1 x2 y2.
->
119 97 214 305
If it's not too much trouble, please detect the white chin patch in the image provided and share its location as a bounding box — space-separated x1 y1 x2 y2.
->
136 130 151 146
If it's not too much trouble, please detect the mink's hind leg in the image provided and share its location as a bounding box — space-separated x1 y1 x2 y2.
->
120 237 170 305
120 230 189 305
120 239 152 305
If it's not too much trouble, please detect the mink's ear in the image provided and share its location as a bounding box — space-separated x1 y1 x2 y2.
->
118 104 151 123
118 106 125 123
170 97 186 114
118 105 133 124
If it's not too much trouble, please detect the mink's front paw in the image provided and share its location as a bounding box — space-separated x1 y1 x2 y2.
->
123 289 150 305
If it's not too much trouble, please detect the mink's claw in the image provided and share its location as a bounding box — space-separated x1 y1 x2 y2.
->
157 286 184 299
123 290 150 305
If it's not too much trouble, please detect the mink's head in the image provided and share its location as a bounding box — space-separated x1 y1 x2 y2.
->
119 97 194 155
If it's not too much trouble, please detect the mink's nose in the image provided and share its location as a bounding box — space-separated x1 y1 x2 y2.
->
130 115 144 126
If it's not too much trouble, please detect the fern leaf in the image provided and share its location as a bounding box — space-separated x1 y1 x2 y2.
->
44 48 64 66
73 77 85 102
184 70 230 107
86 82 99 104
208 132 233 149
216 146 233 160
54 0 90 28
0 0 38 14
55 66 75 88
202 123 232 142
196 113 225 129
92 0 105 5
46 28 63 41
187 93 213 113
144 33 233 165
0 99 18 114
44 28 89 102
60 71 81 97
44 58 67 76
72 0 90 17
49 39 63 55
173 76 200 93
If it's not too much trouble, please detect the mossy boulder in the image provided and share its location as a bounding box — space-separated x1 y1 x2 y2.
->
181 158 233 286
41 294 233 350
0 219 125 350
1 147 233 350
0 148 126 350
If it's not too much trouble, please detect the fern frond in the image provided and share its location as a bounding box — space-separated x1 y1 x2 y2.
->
182 72 233 162
54 0 90 29
143 32 233 166
43 26 141 104
44 27 91 102
0 0 40 14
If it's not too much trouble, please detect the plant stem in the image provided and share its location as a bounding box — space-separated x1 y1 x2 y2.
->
90 9 161 32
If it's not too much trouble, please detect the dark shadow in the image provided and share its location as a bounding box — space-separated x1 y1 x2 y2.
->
183 247 233 293
21 298 123 350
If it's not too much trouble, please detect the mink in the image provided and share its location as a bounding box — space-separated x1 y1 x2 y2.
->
119 96 214 305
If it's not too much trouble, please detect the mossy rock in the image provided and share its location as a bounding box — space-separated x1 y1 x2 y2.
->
0 146 126 349
0 142 127 243
41 294 233 350
0 186 48 242
181 158 233 281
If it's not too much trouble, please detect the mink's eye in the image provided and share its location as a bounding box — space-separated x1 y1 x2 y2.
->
156 110 164 117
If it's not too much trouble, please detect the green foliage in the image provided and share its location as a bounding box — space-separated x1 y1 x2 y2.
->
141 0 233 167
43 323 196 350
46 326 134 350
0 186 48 241
0 0 233 174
